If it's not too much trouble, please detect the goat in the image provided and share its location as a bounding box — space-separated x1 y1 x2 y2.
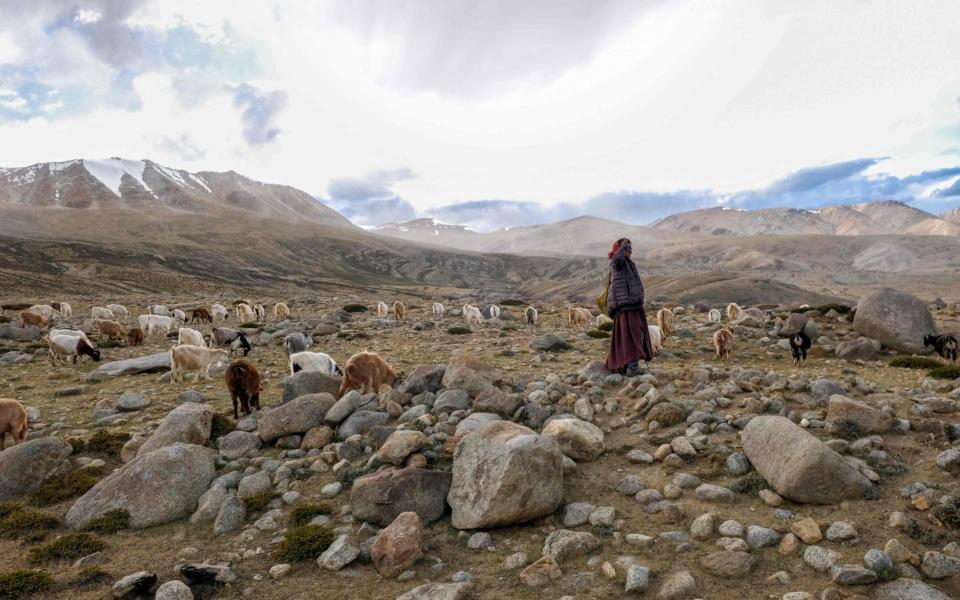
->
489 305 501 320
726 303 742 322
58 302 72 318
19 311 48 330
790 331 812 367
191 308 213 324
210 327 251 357
169 345 229 383
924 333 959 364
0 398 28 450
525 306 539 325
713 327 735 361
96 320 126 342
432 303 445 319
284 332 312 357
253 304 266 322
648 324 663 355
708 309 722 324
177 327 206 347
211 304 229 321
393 301 406 321
172 309 187 323
377 302 389 318
141 315 174 336
656 308 674 344
274 302 290 321
289 351 342 376
50 328 91 343
106 304 128 321
91 306 115 321
148 304 171 317
127 327 144 347
568 307 592 327
27 305 58 321
235 303 256 323
47 334 101 365
462 304 483 324
225 360 261 419
338 351 400 398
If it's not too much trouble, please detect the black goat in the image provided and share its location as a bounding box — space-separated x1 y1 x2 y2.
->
924 334 958 364
790 331 811 367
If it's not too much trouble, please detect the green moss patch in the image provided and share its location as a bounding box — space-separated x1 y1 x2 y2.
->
0 569 54 599
0 507 60 539
69 430 129 457
274 524 334 562
210 414 235 441
586 329 610 339
79 509 129 534
342 304 368 313
929 366 960 380
597 321 613 332
70 566 112 589
28 533 106 564
730 473 768 496
289 502 333 528
889 356 942 369
243 491 279 513
447 326 472 335
28 468 101 507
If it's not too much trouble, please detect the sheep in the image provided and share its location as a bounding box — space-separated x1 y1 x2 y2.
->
0 398 28 450
274 302 290 321
106 304 128 321
127 327 144 347
726 303 742 322
92 306 115 321
149 304 171 316
210 327 251 357
211 304 229 321
338 351 400 398
19 311 48 330
433 303 445 319
713 327 735 361
525 306 539 325
191 308 213 324
225 360 261 419
28 305 58 320
58 302 72 318
141 315 174 336
656 308 674 344
924 334 959 364
393 301 406 321
790 331 812 367
177 327 206 347
96 320 126 342
284 332 312 357
648 324 663 355
169 344 229 383
289 351 342 376
47 334 101 365
252 304 265 322
462 304 483 324
236 303 256 323
489 305 501 320
377 302 389 318
568 307 592 327
172 309 187 323
708 309 722 324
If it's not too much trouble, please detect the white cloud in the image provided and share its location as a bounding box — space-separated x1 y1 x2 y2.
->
0 31 21 64
0 95 27 111
74 9 104 25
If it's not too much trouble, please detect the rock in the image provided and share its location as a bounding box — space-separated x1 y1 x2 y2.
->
835 337 882 362
467 531 493 550
830 564 877 585
351 467 451 526
725 452 751 475
396 582 470 600
853 288 936 353
864 549 894 572
337 410 390 440
176 390 205 404
695 484 734 502
258 393 336 442
873 578 952 600
324 391 367 425
301 426 335 450
473 388 521 417
217 430 261 461
804 545 841 572
434 390 471 413
281 371 341 403
781 313 808 337
561 502 594 527
625 564 651 593
718 520 744 538
741 416 872 503
542 529 600 562
825 521 858 542
269 564 291 579
657 570 696 600
519 555 562 588
154 580 193 600
213 494 246 535
935 449 960 472
116 392 150 411
399 365 446 395
66 443 216 529
447 421 563 529
647 403 685 426
137 403 213 456
746 526 781 550
700 551 756 577
615 475 644 496
791 517 822 544
921 551 960 579
441 353 503 397
455 412 502 435
371 512 423 578
92 352 169 377
690 513 715 540
541 418 604 461
318 534 361 570
111 571 157 598
238 471 272 499
826 395 892 434
0 324 42 341
380 430 428 465
530 334 571 352
176 563 236 585
0 436 72 500
810 378 845 398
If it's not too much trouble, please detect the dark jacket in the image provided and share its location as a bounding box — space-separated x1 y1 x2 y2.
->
606 248 644 317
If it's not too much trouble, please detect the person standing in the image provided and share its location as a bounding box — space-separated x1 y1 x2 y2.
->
605 238 653 375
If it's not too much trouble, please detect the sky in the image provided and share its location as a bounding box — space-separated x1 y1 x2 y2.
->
1 0 960 230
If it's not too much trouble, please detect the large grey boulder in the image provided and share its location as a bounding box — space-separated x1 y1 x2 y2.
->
0 437 72 500
826 394 893 434
66 443 216 529
351 467 451 527
90 352 170 377
0 324 42 341
217 430 261 461
257 393 335 443
448 420 563 529
337 410 390 441
280 371 341 403
399 364 446 395
441 353 503 398
137 403 213 456
873 578 952 600
853 288 936 353
835 337 882 362
741 416 872 504
541 418 604 462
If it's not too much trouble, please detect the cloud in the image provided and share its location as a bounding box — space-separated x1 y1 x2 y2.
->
426 200 565 231
157 133 206 161
232 83 287 145
935 178 960 198
324 167 418 226
584 191 718 224
764 158 879 193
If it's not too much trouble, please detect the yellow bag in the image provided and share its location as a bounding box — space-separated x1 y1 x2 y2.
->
597 268 612 316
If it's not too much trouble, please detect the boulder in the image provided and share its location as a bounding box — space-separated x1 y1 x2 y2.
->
396 582 470 600
873 578 952 600
441 353 503 397
455 412 502 435
741 416 872 504
0 437 72 500
542 529 601 562
351 467 451 526
780 313 808 337
66 443 216 529
280 371 341 403
379 430 428 465
370 511 423 578
826 395 893 434
217 430 261 461
853 288 936 353
91 352 170 377
116 392 150 411
448 421 563 529
257 393 335 442
700 551 756 577
541 418 604 462
137 403 213 456
0 324 42 341
472 388 521 417
399 365 446 395
434 390 471 413
835 337 882 362
336 410 390 440
530 335 572 352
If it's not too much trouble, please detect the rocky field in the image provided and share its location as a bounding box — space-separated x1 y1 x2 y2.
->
0 289 959 600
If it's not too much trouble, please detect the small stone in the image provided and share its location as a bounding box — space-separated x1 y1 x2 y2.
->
695 483 735 502
746 525 781 550
269 564 291 579
829 564 877 585
615 475 644 495
467 532 493 550
778 533 799 556
690 513 715 540
921 551 960 579
562 502 595 527
317 535 361 570
759 489 784 506
154 580 193 600
589 506 615 528
863 548 893 573
718 520 744 538
803 545 840 572
519 555 561 587
505 552 528 569
656 570 695 600
825 521 858 542
625 564 651 593
791 517 823 544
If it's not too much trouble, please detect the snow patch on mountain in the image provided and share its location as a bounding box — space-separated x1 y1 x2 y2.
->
83 158 149 196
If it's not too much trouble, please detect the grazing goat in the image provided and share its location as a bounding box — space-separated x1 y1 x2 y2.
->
924 334 959 364
253 304 266 322
92 306 115 321
149 304 171 316
393 301 406 321
225 360 261 419
50 328 91 343
172 309 187 323
656 308 675 344
338 351 400 398
525 306 539 325
708 309 722 324
211 304 229 321
289 351 342 376
96 320 126 342
726 303 742 322
713 327 735 361
169 345 229 383
210 327 251 357
141 315 174 336
433 303 445 319
19 311 48 330
790 331 812 367
0 399 28 450
177 327 206 347
127 327 144 347
236 303 256 323
274 302 290 321
489 305 501 320
191 308 213 324
28 305 58 320
106 304 128 321
284 332 312 357
568 307 592 327
58 302 72 318
648 325 663 355
377 302 389 318
462 304 483 324
47 334 100 365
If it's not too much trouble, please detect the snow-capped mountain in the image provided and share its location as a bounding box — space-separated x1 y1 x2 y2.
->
0 157 352 226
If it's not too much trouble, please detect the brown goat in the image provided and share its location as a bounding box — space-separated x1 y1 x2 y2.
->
338 351 400 398
0 398 28 450
191 308 213 324
126 327 144 347
393 301 406 321
225 360 261 419
656 308 675 345
713 327 735 361
96 320 126 342
19 311 48 329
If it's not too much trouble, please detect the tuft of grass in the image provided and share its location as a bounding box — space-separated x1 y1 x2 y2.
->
70 566 112 589
274 524 334 562
447 326 472 335
889 356 942 369
730 473 768 496
0 508 60 540
243 491 279 513
27 533 105 564
929 366 960 380
79 509 129 534
28 468 101 507
828 419 864 441
597 321 613 332
933 494 960 530
0 569 54 599
289 502 333 528
905 519 952 547
500 299 525 306
586 329 610 339
342 304 368 313
210 414 235 441
0 503 22 519
69 430 129 457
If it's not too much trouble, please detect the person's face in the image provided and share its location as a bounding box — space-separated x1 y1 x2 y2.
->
621 239 632 256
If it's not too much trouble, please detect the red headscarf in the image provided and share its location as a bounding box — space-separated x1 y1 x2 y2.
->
608 238 629 259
